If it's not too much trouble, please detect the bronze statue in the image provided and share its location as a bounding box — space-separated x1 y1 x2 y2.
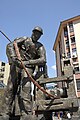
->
6 26 48 120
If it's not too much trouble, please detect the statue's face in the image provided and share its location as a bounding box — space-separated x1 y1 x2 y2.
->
32 31 42 42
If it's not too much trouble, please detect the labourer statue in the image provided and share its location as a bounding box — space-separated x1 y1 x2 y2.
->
6 26 48 120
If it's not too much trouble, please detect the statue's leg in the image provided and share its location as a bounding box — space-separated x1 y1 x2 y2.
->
19 68 35 119
6 75 14 115
6 65 18 116
19 77 32 113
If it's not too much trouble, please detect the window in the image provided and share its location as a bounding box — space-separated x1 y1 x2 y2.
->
72 58 77 62
69 22 74 32
64 31 68 37
2 67 5 71
72 48 76 53
1 62 5 66
74 67 79 72
66 41 69 48
72 48 77 57
77 80 80 90
0 67 5 72
67 52 71 58
64 60 70 66
64 26 68 37
0 73 4 78
71 37 75 43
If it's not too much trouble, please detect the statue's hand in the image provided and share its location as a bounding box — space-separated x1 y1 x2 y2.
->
23 61 30 66
12 58 23 68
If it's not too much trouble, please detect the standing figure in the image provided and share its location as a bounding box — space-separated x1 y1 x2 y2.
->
6 26 48 120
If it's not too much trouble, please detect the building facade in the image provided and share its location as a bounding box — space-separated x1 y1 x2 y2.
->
53 15 80 97
0 61 10 85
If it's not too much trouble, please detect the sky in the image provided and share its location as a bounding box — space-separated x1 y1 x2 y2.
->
0 0 80 78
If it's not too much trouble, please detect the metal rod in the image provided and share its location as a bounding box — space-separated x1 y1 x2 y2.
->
0 30 11 42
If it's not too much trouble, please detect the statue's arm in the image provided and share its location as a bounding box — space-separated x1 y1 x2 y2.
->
29 46 46 65
6 37 26 67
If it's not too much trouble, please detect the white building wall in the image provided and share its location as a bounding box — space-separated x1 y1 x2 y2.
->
4 63 10 85
74 20 80 70
56 44 61 76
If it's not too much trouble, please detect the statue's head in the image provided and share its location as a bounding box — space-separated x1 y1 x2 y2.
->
32 26 43 35
31 26 43 42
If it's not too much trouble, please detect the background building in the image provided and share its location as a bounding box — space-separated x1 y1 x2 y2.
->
0 61 10 85
53 15 80 97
